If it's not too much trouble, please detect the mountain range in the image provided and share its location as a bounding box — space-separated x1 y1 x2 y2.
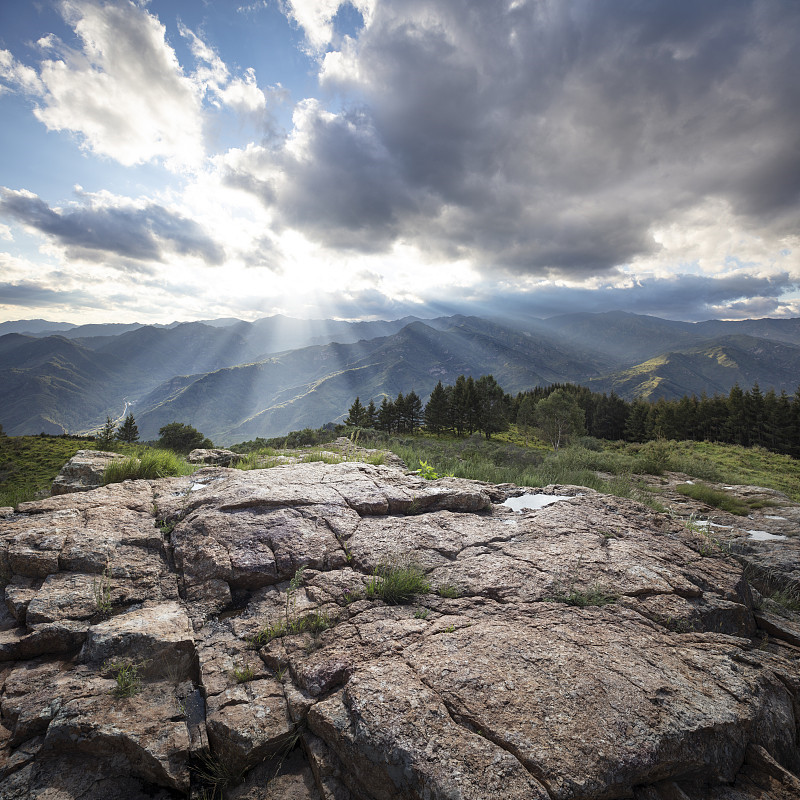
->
1 311 799 445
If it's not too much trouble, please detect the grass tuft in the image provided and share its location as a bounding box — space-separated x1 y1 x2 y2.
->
675 482 750 516
551 585 619 607
365 562 431 604
102 448 195 484
231 663 256 683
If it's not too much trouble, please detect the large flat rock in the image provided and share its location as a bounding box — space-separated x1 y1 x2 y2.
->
0 462 797 799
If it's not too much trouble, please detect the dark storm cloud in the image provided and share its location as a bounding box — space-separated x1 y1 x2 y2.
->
0 188 224 266
0 281 101 309
252 0 800 276
437 272 800 322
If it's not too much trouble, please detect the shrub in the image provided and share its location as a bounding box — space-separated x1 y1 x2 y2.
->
158 422 212 454
365 562 431 604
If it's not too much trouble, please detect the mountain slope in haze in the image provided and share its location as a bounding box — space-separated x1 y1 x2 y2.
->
2 311 800 441
590 335 800 400
133 318 610 443
0 335 134 435
95 322 261 384
693 317 800 347
0 320 75 336
544 311 703 366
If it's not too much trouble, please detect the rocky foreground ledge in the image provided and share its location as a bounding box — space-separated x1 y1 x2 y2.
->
0 462 798 799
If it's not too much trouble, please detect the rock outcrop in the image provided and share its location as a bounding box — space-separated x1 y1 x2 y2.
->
50 449 127 495
1 461 798 799
188 449 245 467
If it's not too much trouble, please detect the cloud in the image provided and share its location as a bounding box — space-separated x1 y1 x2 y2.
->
8 0 205 167
0 279 102 309
179 24 269 114
0 188 224 267
282 0 374 52
219 0 796 283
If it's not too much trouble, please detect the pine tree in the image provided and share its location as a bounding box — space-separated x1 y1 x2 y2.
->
405 391 423 432
365 399 378 429
345 397 368 427
116 413 139 443
475 374 508 439
424 381 450 435
97 416 117 450
377 397 395 432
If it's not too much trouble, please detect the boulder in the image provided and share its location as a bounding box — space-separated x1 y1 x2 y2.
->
50 449 127 495
188 448 245 466
0 462 797 799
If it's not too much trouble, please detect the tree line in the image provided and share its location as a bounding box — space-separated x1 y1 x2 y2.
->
346 378 800 457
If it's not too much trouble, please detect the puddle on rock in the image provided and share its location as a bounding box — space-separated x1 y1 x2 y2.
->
747 530 787 542
502 494 573 512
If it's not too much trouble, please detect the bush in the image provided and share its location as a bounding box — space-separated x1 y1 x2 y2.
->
158 422 212 454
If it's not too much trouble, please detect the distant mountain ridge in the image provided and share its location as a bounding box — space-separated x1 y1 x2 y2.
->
1 310 798 444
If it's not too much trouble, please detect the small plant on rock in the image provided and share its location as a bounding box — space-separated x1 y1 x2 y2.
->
92 564 113 617
103 659 142 698
231 662 256 683
194 750 245 799
365 561 430 604
552 584 618 608
417 459 439 480
437 583 461 599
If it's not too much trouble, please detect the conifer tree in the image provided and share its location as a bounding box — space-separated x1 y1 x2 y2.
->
365 399 378 429
97 416 117 450
405 391 423 432
116 413 139 443
475 374 508 439
345 397 368 427
424 381 449 435
516 395 537 444
377 397 395 432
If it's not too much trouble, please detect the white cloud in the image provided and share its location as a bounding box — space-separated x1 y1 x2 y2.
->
179 24 268 113
27 0 204 167
282 0 375 52
0 49 45 95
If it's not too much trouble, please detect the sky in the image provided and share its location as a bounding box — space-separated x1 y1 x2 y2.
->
0 0 799 326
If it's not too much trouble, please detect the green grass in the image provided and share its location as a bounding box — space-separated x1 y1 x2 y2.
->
102 448 196 484
231 664 256 683
365 562 431 604
247 610 333 647
550 585 619 607
354 431 797 507
675 482 751 515
0 434 140 508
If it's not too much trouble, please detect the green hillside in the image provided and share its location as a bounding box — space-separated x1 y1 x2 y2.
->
591 335 800 400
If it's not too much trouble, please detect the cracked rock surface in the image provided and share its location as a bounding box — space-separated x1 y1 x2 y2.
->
0 460 798 799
